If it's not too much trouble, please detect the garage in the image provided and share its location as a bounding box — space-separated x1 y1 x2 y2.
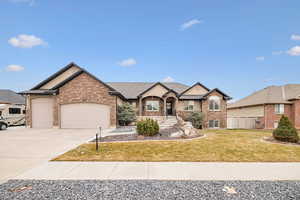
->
32 98 54 128
60 103 110 129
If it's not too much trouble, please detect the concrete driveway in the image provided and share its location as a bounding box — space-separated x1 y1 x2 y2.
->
0 127 98 183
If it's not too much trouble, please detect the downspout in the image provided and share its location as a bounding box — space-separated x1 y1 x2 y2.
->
115 96 118 128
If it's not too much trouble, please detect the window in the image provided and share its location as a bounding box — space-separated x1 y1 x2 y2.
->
209 96 220 111
130 102 136 108
184 101 194 111
23 110 26 114
9 108 21 114
275 104 284 114
146 101 159 111
209 120 220 128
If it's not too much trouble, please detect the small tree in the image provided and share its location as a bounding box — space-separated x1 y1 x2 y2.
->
117 103 136 126
187 112 204 129
273 115 299 143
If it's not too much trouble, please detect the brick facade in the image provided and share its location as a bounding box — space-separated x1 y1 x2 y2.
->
202 91 227 128
27 73 117 128
291 100 300 129
264 104 293 129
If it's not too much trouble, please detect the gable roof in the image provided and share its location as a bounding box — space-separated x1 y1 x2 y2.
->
106 82 189 99
228 84 300 109
179 82 210 96
203 88 232 100
0 90 25 105
25 62 117 94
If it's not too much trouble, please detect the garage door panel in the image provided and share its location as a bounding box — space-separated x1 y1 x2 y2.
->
60 103 110 129
32 98 54 128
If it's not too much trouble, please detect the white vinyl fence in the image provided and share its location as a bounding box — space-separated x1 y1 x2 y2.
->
227 117 257 129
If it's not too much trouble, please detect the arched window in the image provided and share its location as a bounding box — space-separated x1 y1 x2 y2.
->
209 96 220 111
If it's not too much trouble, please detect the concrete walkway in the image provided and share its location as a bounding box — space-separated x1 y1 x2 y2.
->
16 162 300 181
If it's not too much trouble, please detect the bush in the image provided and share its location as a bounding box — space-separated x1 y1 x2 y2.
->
117 103 136 126
273 115 299 143
187 112 204 129
136 118 159 136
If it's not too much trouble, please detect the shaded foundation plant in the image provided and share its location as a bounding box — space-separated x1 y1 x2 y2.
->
273 115 299 143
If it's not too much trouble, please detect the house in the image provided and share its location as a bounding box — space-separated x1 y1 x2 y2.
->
227 84 300 129
0 89 26 126
20 62 231 129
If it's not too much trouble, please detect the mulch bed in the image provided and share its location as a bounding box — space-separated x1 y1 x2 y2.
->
91 127 202 143
263 136 300 146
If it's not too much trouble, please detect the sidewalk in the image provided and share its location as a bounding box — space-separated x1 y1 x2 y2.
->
15 162 300 180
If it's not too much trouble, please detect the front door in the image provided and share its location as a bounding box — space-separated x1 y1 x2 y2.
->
166 102 173 115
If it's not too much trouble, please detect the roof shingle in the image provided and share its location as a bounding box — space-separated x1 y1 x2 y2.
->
228 84 300 109
106 82 189 99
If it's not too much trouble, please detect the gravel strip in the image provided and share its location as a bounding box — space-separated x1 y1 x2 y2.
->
0 180 299 200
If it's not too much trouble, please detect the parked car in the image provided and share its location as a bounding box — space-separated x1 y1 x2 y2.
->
0 116 8 130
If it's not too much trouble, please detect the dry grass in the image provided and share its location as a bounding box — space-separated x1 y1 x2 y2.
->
53 129 300 162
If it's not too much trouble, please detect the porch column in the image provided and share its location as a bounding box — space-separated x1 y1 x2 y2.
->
139 97 142 116
163 98 167 116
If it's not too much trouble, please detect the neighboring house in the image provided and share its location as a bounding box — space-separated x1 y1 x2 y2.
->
20 62 231 129
0 89 26 126
227 84 300 129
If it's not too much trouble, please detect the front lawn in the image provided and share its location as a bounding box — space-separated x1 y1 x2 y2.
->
53 129 300 162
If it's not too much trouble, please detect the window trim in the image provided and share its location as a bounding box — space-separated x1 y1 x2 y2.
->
208 96 221 111
209 120 220 129
274 104 284 114
184 100 194 111
145 100 159 112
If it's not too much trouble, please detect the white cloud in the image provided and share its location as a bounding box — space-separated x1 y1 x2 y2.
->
287 46 300 56
162 76 174 82
117 58 137 67
291 34 300 41
5 65 25 72
8 34 46 48
180 19 203 31
256 56 265 61
272 51 283 55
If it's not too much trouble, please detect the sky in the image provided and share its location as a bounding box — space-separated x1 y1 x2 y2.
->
0 0 300 101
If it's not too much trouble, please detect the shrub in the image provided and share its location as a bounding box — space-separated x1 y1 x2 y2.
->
136 118 159 136
273 115 299 143
187 112 204 129
117 103 136 126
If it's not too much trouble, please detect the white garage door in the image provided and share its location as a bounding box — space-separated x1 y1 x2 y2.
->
32 98 54 128
60 103 110 129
